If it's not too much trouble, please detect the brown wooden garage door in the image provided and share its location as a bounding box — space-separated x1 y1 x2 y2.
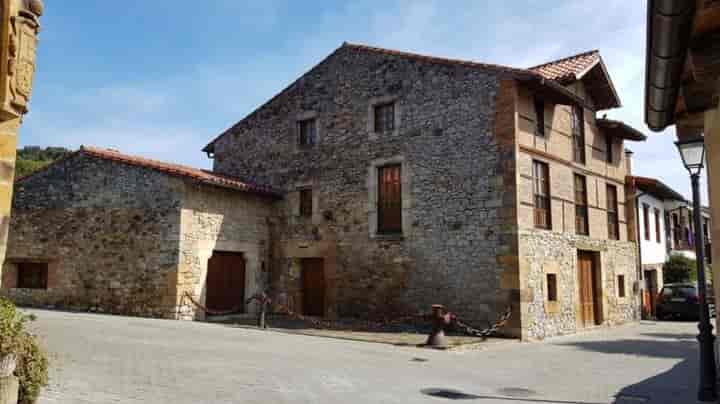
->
206 252 246 313
301 258 325 317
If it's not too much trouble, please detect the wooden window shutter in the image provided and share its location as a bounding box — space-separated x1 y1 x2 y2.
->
378 165 402 234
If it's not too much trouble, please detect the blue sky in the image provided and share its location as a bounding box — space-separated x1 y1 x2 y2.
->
22 1 707 202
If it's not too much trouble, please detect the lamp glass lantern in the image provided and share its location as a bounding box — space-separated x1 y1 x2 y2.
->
676 137 706 175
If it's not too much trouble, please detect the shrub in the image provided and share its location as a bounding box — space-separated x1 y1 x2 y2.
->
663 255 697 284
0 298 48 404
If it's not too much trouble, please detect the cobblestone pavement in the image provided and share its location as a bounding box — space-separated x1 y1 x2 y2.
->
25 309 702 404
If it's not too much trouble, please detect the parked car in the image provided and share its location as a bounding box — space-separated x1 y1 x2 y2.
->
656 283 716 320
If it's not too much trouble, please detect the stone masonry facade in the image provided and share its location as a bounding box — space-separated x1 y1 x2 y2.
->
207 44 641 339
209 44 519 327
2 44 642 340
1 149 276 319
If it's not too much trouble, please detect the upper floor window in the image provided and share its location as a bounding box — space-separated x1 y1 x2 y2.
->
655 208 662 243
534 97 545 137
673 213 681 245
607 184 619 240
643 204 650 241
378 164 402 234
17 262 48 290
572 106 586 164
532 160 551 229
606 134 614 163
703 218 710 241
298 119 317 147
374 102 395 133
299 188 313 217
574 174 589 236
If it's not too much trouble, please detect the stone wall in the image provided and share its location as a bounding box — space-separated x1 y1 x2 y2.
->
519 229 640 340
176 183 275 320
1 153 183 318
211 45 517 325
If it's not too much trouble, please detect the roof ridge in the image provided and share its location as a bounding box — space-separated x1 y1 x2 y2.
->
528 49 600 70
17 145 282 198
341 42 534 76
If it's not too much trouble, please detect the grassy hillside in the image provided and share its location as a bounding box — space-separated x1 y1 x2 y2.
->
15 146 72 178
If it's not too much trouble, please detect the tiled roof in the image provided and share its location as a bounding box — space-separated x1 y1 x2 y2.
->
18 146 282 198
529 50 601 83
628 175 686 201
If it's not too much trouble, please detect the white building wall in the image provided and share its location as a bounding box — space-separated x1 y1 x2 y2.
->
638 193 668 265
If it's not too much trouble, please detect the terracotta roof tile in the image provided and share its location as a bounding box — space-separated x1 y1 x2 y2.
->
80 146 282 197
18 146 282 198
529 50 600 83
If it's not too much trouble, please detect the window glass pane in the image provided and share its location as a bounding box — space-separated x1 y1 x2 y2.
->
374 103 395 132
298 119 316 146
299 189 313 217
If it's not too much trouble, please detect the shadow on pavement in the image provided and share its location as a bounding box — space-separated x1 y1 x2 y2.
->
420 387 608 403
559 338 698 404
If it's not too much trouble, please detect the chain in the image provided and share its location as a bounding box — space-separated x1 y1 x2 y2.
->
452 306 513 339
184 290 512 339
182 292 269 316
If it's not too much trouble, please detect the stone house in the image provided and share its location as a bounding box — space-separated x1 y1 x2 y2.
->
202 43 646 339
2 43 649 340
0 146 280 319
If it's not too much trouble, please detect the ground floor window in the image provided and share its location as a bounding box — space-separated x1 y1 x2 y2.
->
17 262 48 289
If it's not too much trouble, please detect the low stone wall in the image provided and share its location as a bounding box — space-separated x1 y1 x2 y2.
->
519 229 640 340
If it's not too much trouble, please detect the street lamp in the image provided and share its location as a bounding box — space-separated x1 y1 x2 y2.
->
676 136 717 402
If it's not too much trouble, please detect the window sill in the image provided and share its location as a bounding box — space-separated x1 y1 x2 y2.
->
372 233 404 241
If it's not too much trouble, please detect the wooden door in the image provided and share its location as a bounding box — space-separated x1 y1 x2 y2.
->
577 251 598 327
301 258 325 316
206 252 246 313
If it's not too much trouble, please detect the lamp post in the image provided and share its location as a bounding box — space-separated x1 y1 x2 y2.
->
676 137 717 402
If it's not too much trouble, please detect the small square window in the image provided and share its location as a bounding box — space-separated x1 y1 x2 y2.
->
617 275 626 298
17 262 48 290
374 103 395 133
298 119 316 146
547 274 558 302
299 188 313 217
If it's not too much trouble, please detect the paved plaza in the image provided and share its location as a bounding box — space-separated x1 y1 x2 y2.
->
25 309 703 404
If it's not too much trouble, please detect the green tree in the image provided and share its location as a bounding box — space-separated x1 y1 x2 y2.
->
663 255 697 283
14 146 72 178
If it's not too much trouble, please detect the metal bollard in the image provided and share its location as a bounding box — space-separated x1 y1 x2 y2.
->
425 304 452 349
